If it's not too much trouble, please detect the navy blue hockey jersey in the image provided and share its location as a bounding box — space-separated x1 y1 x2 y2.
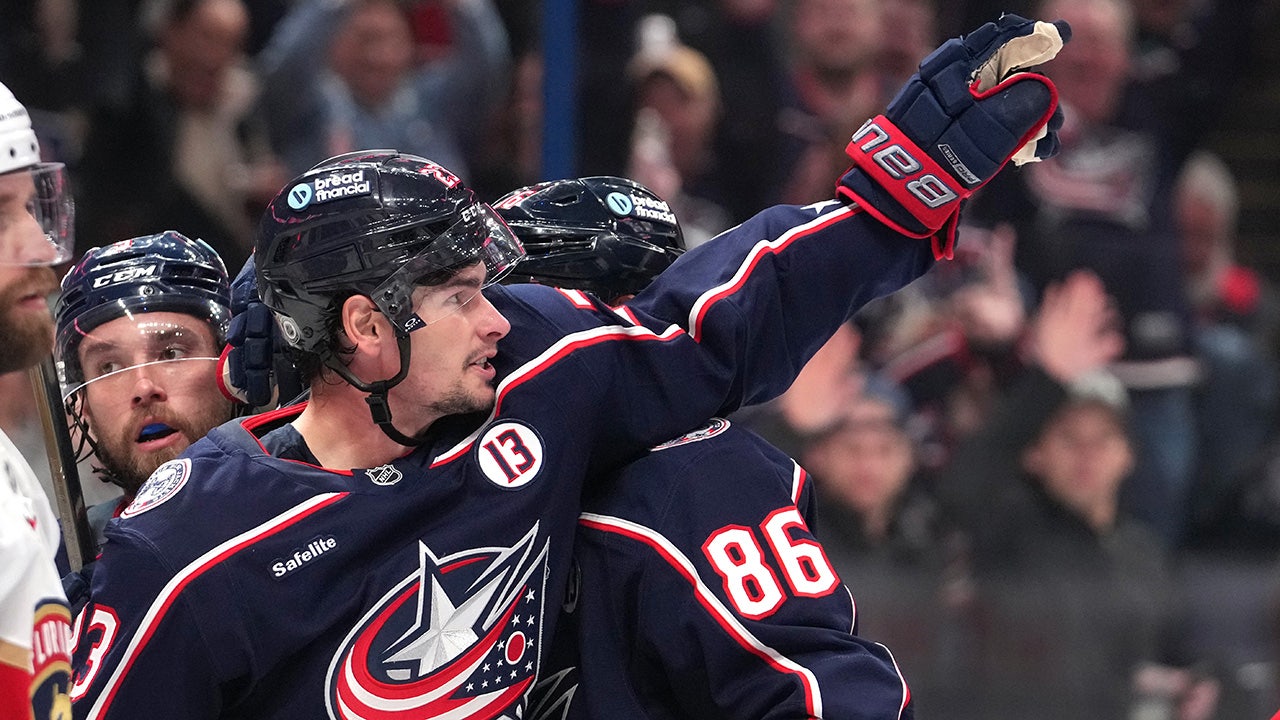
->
69 200 933 719
534 419 912 720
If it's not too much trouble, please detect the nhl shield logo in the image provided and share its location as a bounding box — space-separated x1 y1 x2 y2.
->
326 524 550 719
366 464 403 486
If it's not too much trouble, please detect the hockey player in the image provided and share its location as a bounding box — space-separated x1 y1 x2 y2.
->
498 176 910 718
70 15 1067 719
0 79 76 720
54 231 234 549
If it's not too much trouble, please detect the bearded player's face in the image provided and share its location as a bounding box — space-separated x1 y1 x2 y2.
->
0 170 58 373
78 312 235 497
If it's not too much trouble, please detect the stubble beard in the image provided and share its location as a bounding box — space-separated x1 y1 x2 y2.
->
94 437 181 499
429 382 496 419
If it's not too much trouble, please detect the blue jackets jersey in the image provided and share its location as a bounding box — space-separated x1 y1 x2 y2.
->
70 199 933 719
535 419 912 720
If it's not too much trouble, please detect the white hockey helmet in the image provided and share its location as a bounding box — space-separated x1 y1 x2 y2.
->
0 80 74 265
0 82 41 175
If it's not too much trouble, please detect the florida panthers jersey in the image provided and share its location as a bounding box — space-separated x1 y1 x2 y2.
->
533 419 912 720
70 200 934 719
0 428 73 720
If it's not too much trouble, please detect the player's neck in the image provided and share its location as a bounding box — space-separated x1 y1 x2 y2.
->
293 389 412 469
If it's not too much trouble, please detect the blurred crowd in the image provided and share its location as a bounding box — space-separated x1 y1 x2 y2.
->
3 0 1280 716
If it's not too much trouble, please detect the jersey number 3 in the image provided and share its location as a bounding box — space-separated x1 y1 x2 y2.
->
70 605 119 701
702 507 839 619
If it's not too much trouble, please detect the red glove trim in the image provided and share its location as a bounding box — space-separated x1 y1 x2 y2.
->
215 344 244 404
842 116 965 231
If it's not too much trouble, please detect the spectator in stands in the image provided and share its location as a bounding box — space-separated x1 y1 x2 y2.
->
75 0 285 267
1129 0 1201 81
626 15 731 248
257 0 510 179
939 270 1126 575
469 48 542 202
1177 150 1280 542
799 372 971 714
733 320 873 461
802 382 927 561
967 0 1266 546
776 0 888 206
666 0 788 224
1180 150 1280 356
860 222 1034 481
876 0 939 89
938 270 1217 719
0 0 87 165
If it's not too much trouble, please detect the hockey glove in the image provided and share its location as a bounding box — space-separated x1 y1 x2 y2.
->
217 256 281 409
62 561 95 618
838 15 1068 260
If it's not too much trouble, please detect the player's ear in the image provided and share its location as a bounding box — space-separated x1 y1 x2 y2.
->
341 295 390 350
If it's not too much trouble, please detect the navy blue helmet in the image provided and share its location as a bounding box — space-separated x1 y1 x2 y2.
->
55 230 231 387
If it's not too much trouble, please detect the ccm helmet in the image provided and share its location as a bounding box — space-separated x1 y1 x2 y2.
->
494 176 684 299
55 231 232 390
54 231 230 472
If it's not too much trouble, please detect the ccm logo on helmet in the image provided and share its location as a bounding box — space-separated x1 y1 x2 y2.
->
851 120 958 209
287 170 373 210
92 265 157 288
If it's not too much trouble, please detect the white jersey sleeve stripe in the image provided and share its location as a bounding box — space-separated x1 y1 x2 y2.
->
790 461 806 506
688 205 857 343
554 288 594 309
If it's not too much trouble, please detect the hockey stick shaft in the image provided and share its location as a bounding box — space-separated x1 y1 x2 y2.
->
28 356 94 571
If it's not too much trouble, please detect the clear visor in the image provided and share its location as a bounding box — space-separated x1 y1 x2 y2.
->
371 203 525 332
0 163 75 266
59 314 221 399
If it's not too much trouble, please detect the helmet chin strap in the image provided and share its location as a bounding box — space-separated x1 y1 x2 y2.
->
323 332 428 447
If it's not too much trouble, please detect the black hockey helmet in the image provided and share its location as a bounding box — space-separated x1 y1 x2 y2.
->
493 176 684 300
253 150 525 445
55 230 231 389
255 150 524 356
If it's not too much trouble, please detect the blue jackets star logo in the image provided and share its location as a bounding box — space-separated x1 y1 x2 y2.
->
326 524 549 718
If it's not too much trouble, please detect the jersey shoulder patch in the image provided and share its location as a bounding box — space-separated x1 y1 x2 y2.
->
652 418 731 451
476 420 545 490
121 458 190 518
